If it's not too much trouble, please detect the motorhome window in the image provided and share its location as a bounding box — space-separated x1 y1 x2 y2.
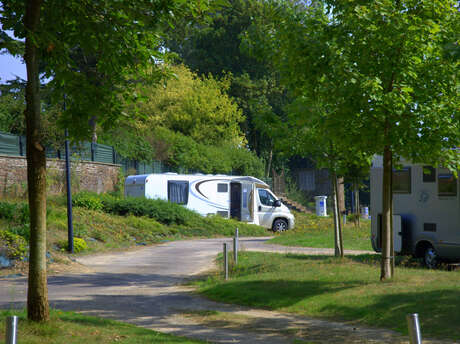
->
168 181 189 205
422 166 436 183
438 169 457 197
258 189 276 206
392 167 411 194
217 183 228 193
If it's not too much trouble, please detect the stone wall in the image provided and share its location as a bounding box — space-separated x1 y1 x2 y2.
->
0 155 121 198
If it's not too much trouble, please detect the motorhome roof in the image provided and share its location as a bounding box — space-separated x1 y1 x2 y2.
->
125 173 268 187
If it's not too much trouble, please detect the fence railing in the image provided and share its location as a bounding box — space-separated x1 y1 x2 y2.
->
0 130 176 175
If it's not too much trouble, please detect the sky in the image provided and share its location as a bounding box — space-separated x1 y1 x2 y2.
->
0 53 26 83
0 21 27 83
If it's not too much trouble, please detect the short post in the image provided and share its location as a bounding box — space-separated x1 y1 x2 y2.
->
406 313 422 344
6 316 18 344
342 214 347 225
233 227 239 265
223 243 228 280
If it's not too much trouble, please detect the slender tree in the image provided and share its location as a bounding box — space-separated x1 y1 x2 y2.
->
1 0 210 321
247 0 459 278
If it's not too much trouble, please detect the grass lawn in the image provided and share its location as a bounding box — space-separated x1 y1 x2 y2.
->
0 310 203 344
196 251 460 341
269 212 372 251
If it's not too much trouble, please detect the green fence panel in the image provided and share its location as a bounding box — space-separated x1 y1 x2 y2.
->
45 146 61 159
0 131 20 156
93 143 114 164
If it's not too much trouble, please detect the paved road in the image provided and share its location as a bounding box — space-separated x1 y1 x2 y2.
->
0 238 453 343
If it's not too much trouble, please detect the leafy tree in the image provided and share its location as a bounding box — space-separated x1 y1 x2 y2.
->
1 0 210 321
166 0 290 176
129 64 246 147
248 0 459 278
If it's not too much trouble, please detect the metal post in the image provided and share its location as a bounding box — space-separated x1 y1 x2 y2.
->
343 214 347 225
407 313 422 344
5 316 18 344
223 243 228 280
233 227 239 265
64 129 74 253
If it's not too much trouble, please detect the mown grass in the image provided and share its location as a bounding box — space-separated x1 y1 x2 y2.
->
269 212 372 251
196 251 460 341
0 309 203 344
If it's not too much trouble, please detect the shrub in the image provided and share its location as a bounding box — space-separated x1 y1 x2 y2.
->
7 224 30 242
72 191 104 211
58 237 88 253
0 201 30 224
102 197 200 226
73 237 88 253
0 230 27 259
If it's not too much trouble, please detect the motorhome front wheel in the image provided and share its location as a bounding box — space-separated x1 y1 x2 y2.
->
272 218 288 232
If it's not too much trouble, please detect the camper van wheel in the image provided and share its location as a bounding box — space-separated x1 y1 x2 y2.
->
424 246 439 269
272 219 288 232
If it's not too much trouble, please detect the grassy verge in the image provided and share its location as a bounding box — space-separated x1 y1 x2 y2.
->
196 251 460 341
0 310 203 344
269 212 372 251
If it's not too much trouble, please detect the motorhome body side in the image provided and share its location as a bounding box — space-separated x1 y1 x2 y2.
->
370 156 460 266
124 173 295 231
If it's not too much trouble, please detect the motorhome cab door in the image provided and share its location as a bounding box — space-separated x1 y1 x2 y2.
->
256 187 277 228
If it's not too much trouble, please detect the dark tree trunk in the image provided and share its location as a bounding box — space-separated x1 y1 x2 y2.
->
24 0 49 322
380 145 394 280
331 172 343 257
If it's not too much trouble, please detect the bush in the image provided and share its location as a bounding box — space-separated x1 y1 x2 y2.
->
58 237 88 253
0 201 30 224
73 237 88 253
7 224 30 242
102 197 200 226
72 192 104 211
0 230 27 259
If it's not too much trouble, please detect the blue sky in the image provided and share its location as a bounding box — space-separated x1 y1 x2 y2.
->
0 53 26 82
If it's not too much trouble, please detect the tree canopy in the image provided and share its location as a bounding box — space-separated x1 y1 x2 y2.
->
247 0 459 278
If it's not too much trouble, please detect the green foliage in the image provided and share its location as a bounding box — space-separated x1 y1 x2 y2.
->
134 65 246 147
7 224 30 242
0 201 30 225
73 237 88 253
72 192 104 211
165 0 291 174
0 230 27 259
102 196 199 226
57 237 87 253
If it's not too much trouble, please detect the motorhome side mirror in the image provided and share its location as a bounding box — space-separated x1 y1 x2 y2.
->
274 200 281 207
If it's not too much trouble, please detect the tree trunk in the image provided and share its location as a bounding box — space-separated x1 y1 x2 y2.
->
89 115 98 143
380 145 393 280
25 0 49 322
331 172 343 257
356 185 360 227
265 147 273 179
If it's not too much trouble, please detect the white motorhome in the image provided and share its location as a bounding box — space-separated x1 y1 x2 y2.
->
370 156 459 267
124 173 295 231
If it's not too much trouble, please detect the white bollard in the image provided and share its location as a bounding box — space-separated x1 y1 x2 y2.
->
406 313 422 344
234 228 239 265
223 243 228 280
6 316 18 344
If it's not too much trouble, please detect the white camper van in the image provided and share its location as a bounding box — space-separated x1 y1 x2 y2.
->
124 173 295 231
370 156 460 267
